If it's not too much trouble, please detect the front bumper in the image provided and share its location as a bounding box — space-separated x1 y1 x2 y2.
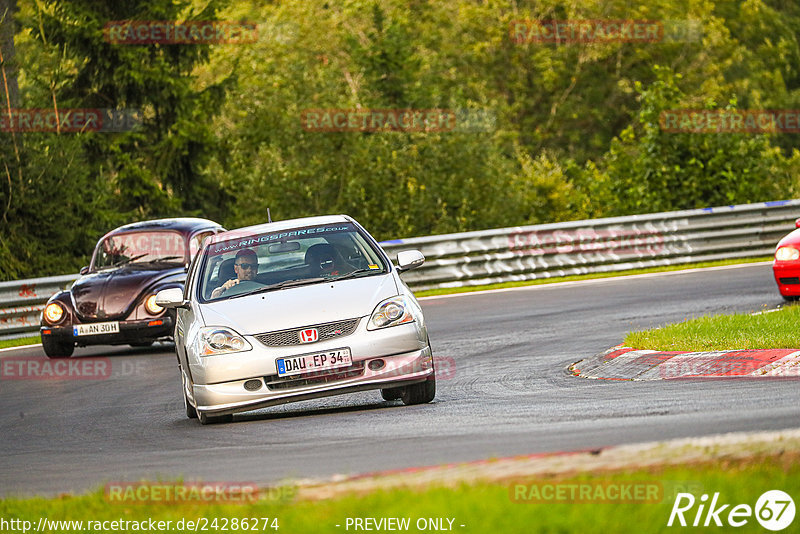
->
773 262 800 296
193 346 434 416
41 315 175 346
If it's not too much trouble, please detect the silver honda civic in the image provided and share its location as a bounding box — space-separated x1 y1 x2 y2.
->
155 215 435 424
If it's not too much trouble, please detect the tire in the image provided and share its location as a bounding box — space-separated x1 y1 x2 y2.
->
400 375 436 406
184 390 198 419
781 294 799 302
42 336 74 359
181 372 198 419
198 411 233 425
380 387 402 401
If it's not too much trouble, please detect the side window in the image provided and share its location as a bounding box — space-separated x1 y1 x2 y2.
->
185 250 203 299
189 231 215 259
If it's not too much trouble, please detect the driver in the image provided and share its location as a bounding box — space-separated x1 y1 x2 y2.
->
210 248 258 299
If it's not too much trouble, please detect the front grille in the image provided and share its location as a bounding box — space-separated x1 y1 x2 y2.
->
780 277 800 285
265 361 366 390
254 318 360 347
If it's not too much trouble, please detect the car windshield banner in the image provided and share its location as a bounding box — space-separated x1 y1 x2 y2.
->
207 224 353 256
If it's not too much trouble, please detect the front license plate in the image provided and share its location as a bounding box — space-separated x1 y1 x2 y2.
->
73 321 120 336
276 348 352 377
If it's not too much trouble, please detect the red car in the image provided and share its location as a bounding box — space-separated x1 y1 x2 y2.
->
773 218 800 300
40 218 224 358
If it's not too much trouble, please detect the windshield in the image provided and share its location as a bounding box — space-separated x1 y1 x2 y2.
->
199 222 387 302
92 231 187 270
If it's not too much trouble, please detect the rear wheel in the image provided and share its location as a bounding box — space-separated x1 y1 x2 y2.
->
42 336 74 359
400 375 436 405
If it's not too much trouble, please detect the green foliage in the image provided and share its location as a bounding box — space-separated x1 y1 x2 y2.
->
2 0 800 279
585 66 800 215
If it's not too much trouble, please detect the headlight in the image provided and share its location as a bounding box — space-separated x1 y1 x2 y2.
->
144 294 164 315
43 302 65 324
776 246 800 261
368 296 415 330
194 327 252 356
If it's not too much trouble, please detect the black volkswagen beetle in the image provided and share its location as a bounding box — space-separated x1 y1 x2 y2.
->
40 218 224 358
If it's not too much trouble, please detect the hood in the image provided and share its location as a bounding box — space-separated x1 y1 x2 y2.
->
71 266 184 321
777 228 800 249
198 274 399 335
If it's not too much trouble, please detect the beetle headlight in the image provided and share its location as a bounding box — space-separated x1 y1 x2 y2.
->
43 302 65 324
144 294 164 315
194 327 252 356
776 246 800 261
368 296 415 330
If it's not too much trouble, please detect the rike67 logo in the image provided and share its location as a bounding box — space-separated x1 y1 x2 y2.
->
668 490 795 531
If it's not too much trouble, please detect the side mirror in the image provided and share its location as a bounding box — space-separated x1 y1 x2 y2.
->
396 250 425 272
795 218 800 229
155 288 188 309
79 266 89 275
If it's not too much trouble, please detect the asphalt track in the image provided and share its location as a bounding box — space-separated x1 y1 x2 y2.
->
1 262 798 497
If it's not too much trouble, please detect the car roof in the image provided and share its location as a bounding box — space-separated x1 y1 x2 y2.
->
106 218 222 237
209 215 353 244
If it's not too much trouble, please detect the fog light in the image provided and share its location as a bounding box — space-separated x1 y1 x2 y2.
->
368 359 385 371
244 379 262 391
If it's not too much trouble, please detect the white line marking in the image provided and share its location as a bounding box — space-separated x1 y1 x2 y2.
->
419 261 772 300
0 343 42 353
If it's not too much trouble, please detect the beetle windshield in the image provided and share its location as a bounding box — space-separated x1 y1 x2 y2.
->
93 231 187 270
199 222 388 301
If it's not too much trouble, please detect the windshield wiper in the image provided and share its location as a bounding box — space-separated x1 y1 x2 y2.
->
329 268 383 281
144 255 184 263
109 253 148 267
244 277 331 296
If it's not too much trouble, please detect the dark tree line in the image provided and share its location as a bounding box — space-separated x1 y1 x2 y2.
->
1 0 799 280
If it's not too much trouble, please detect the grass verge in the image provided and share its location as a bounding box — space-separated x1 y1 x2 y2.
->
414 256 771 298
0 335 41 350
623 304 800 351
0 454 796 533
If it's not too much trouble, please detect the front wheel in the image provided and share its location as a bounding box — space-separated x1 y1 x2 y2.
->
42 335 74 359
400 375 436 405
182 374 198 419
781 294 799 302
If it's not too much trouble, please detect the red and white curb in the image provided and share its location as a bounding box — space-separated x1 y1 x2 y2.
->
570 346 800 380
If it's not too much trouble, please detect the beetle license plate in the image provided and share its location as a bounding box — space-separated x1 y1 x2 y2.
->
73 322 120 336
277 348 352 377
